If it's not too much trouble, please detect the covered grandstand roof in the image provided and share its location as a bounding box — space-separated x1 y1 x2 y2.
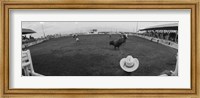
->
22 28 36 35
139 23 178 31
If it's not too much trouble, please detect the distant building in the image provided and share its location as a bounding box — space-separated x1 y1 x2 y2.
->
89 29 98 34
98 32 109 34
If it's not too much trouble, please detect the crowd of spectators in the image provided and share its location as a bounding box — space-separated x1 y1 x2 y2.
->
139 30 178 43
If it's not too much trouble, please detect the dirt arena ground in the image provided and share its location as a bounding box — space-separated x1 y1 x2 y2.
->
29 34 178 76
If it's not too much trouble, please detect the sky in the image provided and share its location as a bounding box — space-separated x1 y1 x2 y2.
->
22 21 177 38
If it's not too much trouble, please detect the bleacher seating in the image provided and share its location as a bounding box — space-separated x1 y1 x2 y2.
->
22 50 43 76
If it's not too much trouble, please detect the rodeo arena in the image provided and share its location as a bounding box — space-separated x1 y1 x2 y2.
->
22 22 178 76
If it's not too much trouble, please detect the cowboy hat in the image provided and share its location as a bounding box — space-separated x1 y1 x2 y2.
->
120 55 139 72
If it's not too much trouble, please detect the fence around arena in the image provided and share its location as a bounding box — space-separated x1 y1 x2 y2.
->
22 39 45 48
134 34 178 49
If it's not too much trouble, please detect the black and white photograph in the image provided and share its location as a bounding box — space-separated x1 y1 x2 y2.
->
22 21 178 76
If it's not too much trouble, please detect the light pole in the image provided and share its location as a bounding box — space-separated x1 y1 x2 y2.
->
40 22 45 38
74 22 79 34
136 21 138 33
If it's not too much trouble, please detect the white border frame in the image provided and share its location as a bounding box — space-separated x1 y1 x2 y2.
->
10 9 190 89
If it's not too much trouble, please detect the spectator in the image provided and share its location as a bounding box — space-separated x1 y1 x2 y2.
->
160 53 178 76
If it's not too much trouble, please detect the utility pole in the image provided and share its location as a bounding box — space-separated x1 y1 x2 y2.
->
136 21 138 33
40 22 46 38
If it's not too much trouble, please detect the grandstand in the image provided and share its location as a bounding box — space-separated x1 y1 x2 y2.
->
137 23 178 49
